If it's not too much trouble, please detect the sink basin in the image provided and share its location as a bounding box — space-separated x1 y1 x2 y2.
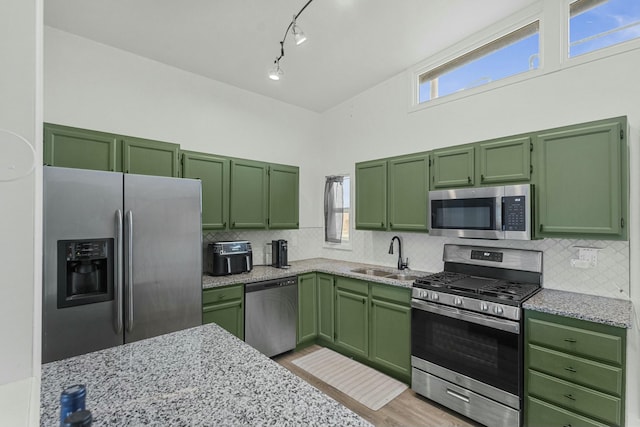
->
385 273 420 281
350 268 394 277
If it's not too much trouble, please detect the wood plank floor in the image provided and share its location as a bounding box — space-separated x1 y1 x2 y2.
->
274 345 481 427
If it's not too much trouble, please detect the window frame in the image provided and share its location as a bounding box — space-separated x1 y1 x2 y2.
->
323 174 352 251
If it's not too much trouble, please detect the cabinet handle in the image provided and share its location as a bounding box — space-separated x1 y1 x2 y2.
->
362 299 365 305
223 222 227 227
563 424 572 427
564 366 577 373
563 394 576 401
467 176 471 184
390 222 393 227
232 222 236 227
564 338 577 343
481 174 485 181
381 222 384 227
539 223 543 232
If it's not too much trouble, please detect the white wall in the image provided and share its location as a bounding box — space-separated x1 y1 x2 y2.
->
44 26 323 228
0 0 42 424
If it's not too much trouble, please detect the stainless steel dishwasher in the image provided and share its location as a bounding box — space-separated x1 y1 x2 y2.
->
244 276 298 357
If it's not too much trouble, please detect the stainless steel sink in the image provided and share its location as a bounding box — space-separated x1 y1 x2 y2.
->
385 273 420 281
350 267 394 277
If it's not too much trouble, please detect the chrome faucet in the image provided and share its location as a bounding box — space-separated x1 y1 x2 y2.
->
388 236 408 270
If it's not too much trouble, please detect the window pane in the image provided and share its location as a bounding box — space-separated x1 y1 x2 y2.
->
569 0 640 57
418 22 539 103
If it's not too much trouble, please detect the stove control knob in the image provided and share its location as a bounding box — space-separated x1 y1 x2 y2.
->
454 297 463 306
430 293 439 301
494 306 504 315
480 302 489 311
419 290 427 298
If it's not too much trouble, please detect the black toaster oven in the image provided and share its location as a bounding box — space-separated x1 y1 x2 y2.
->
206 241 253 276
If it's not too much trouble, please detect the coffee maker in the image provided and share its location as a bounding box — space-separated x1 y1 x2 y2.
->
271 239 288 268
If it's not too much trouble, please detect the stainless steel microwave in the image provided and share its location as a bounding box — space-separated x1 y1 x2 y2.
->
429 184 532 240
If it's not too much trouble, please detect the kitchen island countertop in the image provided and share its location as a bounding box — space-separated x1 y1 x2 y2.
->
40 323 371 426
203 258 431 290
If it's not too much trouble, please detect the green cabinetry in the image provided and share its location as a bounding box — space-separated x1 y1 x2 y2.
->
182 150 229 230
535 117 627 240
525 310 626 427
202 284 244 340
335 277 369 358
431 146 475 188
122 136 180 177
269 164 299 229
355 160 387 230
317 273 335 343
44 123 120 172
229 159 269 229
356 154 429 232
297 273 317 346
369 283 411 382
478 136 531 184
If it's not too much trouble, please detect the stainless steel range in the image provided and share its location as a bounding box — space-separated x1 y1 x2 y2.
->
411 244 542 427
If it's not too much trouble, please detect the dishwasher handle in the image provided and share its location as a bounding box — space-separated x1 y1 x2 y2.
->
245 277 298 293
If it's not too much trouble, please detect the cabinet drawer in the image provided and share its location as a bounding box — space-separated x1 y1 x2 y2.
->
203 285 243 305
370 283 410 305
528 344 623 396
528 318 623 365
335 277 368 295
526 396 609 427
528 370 621 426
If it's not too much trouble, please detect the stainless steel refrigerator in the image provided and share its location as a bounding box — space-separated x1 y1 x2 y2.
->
43 166 202 363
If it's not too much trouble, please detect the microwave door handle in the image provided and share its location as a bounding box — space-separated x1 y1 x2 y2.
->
500 198 506 231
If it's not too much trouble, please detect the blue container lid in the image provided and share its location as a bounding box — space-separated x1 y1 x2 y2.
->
60 384 86 402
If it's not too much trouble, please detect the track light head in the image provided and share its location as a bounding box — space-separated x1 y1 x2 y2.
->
268 59 284 81
292 20 307 45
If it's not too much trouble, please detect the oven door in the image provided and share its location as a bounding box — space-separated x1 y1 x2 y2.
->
411 299 521 397
429 186 504 239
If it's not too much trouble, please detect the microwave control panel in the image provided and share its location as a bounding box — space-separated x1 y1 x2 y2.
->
503 196 526 231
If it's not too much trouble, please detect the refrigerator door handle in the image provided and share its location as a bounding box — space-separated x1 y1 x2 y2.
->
126 210 134 333
115 209 123 334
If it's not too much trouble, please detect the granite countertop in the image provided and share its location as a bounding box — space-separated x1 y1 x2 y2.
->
523 288 633 329
40 323 371 426
203 258 431 290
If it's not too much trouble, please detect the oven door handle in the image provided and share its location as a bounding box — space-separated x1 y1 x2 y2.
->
411 299 520 334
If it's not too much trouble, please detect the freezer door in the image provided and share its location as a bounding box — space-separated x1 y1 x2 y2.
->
123 174 202 343
42 167 124 363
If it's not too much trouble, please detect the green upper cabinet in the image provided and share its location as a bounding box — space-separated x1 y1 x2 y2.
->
122 136 180 177
355 159 387 230
369 283 411 383
182 150 229 230
431 145 475 188
388 154 429 231
44 123 121 172
317 273 335 343
297 273 318 346
478 136 531 184
535 117 627 240
229 159 269 229
334 277 369 359
269 164 299 229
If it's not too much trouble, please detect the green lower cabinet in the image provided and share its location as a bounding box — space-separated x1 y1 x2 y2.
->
317 273 335 343
335 277 369 358
369 284 411 382
202 284 244 340
297 273 317 346
44 123 121 172
525 310 626 427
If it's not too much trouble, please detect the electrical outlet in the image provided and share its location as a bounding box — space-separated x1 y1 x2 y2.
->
578 247 598 267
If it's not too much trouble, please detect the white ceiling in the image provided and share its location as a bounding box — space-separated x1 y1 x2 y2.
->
44 0 538 112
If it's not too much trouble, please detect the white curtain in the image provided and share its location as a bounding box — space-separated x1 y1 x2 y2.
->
324 176 344 243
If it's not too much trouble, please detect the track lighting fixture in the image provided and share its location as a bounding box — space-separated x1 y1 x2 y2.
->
268 0 314 81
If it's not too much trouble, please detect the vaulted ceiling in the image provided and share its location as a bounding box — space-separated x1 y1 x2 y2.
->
44 0 538 112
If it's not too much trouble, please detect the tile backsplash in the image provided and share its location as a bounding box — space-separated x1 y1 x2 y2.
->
204 228 629 300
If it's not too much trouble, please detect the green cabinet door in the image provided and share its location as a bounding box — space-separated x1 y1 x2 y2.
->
335 277 369 358
229 159 268 229
355 159 387 230
388 154 429 231
478 136 531 184
535 118 626 239
297 273 318 345
369 284 411 382
43 123 121 172
317 273 335 343
122 136 180 177
202 285 244 340
269 164 299 229
182 151 229 230
431 146 475 188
